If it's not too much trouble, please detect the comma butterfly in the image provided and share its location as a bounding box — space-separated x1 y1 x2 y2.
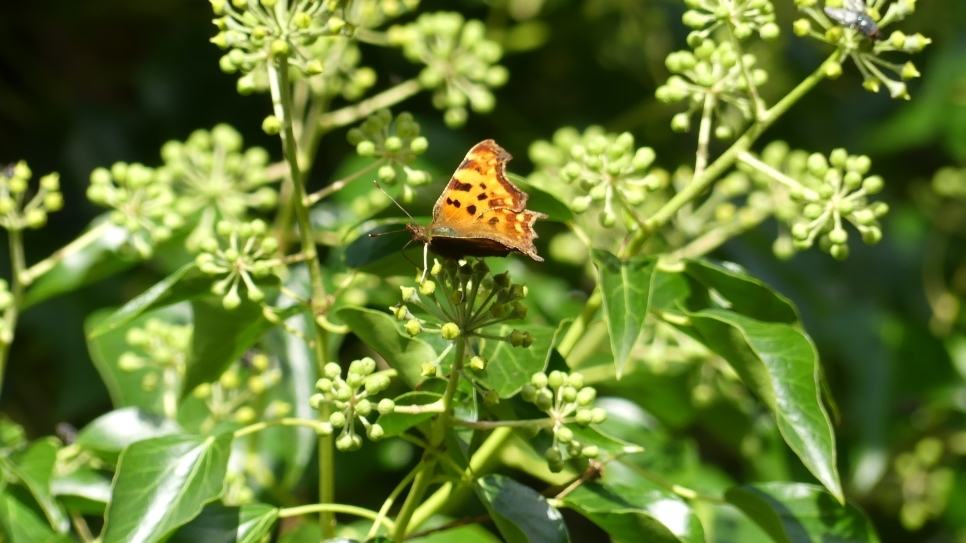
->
407 139 547 263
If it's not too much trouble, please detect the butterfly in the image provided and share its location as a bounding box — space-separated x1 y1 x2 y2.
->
824 0 880 39
406 140 547 268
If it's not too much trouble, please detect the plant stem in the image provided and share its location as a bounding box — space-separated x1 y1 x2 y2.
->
20 221 112 286
233 417 323 438
306 158 386 205
557 287 602 359
0 227 26 398
318 79 422 130
268 55 336 539
631 52 841 254
390 337 467 541
727 26 765 120
278 502 393 531
737 151 820 199
671 207 770 259
366 463 420 539
694 93 717 178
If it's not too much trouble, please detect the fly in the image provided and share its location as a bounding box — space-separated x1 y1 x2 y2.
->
824 0 881 39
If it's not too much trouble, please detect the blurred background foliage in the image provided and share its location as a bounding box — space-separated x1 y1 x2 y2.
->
2 0 966 541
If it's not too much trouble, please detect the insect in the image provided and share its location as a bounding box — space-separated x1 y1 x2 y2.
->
405 139 546 275
824 0 881 39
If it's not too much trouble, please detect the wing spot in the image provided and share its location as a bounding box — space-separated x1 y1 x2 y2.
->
452 181 473 192
477 193 488 201
480 183 487 190
450 199 461 208
466 205 477 215
488 217 499 225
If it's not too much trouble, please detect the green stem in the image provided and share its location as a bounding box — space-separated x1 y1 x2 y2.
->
317 79 422 130
557 287 602 359
20 221 112 286
278 502 393 531
366 463 420 539
631 52 841 255
267 55 336 539
0 227 26 398
694 92 717 178
233 417 323 438
390 337 467 541
306 158 386 205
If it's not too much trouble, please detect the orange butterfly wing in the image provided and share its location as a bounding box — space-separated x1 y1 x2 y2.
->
418 140 546 261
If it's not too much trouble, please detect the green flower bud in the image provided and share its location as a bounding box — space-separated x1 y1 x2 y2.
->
535 388 553 410
759 22 780 40
235 406 257 424
441 322 460 340
671 112 691 133
367 423 384 440
336 433 361 451
262 115 282 135
355 398 372 417
830 243 849 261
532 372 548 389
378 398 396 414
419 280 436 296
421 362 437 377
548 370 565 389
901 62 921 80
829 228 848 245
576 387 596 406
469 356 486 371
863 176 884 194
862 226 882 245
330 411 347 428
556 426 574 443
222 289 241 310
582 445 599 458
378 164 397 182
270 40 290 57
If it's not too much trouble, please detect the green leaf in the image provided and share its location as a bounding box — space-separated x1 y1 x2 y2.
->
507 174 573 222
181 296 280 396
75 407 183 464
376 392 443 436
343 223 426 275
0 489 70 543
409 522 501 542
475 474 570 543
167 503 279 543
51 467 112 514
22 219 138 308
682 259 798 323
592 250 658 376
562 482 705 543
685 309 841 501
475 324 557 398
1 437 68 532
725 483 881 543
87 263 210 338
338 306 436 388
85 305 191 411
101 433 233 543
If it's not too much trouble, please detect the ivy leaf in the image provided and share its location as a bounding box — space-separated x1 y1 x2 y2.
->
74 407 183 464
562 482 705 543
101 433 233 543
0 438 68 533
338 306 436 388
475 324 556 398
682 259 798 323
167 503 278 543
591 250 658 377
685 309 841 501
0 489 71 543
22 219 137 308
51 467 112 515
725 483 881 543
376 391 443 437
475 474 570 543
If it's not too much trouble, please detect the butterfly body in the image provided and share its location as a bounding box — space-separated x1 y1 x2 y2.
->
409 140 546 262
824 0 880 39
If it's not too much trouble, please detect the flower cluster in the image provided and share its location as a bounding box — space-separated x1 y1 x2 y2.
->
303 37 377 101
195 219 282 309
392 259 533 378
158 124 278 250
211 0 349 94
88 163 184 258
529 126 664 228
0 161 63 232
682 0 780 41
890 437 956 530
793 0 929 99
657 38 767 132
520 371 606 472
738 142 887 260
388 12 508 127
310 357 393 451
347 109 431 201
345 0 420 30
193 353 287 427
118 319 192 394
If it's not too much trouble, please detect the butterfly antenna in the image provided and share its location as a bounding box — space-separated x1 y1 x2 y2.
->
373 180 417 223
367 227 408 238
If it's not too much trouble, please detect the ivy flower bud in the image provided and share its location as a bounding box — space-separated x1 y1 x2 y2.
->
367 424 384 440
329 412 347 428
262 116 281 135
441 322 460 340
532 372 548 389
378 398 396 414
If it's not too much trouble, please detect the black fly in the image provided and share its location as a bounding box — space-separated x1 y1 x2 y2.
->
824 0 881 39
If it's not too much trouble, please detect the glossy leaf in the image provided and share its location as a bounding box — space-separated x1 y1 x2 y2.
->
475 324 557 398
682 259 798 323
338 306 436 387
23 219 137 308
167 503 278 543
592 250 657 377
87 263 208 338
2 437 68 532
562 482 705 543
686 309 841 501
75 407 183 464
51 467 112 514
725 483 880 543
376 391 443 436
101 433 233 543
0 489 70 543
475 474 570 543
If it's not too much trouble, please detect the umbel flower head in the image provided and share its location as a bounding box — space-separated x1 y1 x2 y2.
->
347 109 430 202
195 219 282 309
391 258 533 378
87 163 184 258
793 0 929 99
309 357 393 451
210 0 349 94
119 319 191 393
158 124 279 251
681 0 780 41
388 12 509 127
0 161 63 232
192 352 287 427
302 36 376 101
